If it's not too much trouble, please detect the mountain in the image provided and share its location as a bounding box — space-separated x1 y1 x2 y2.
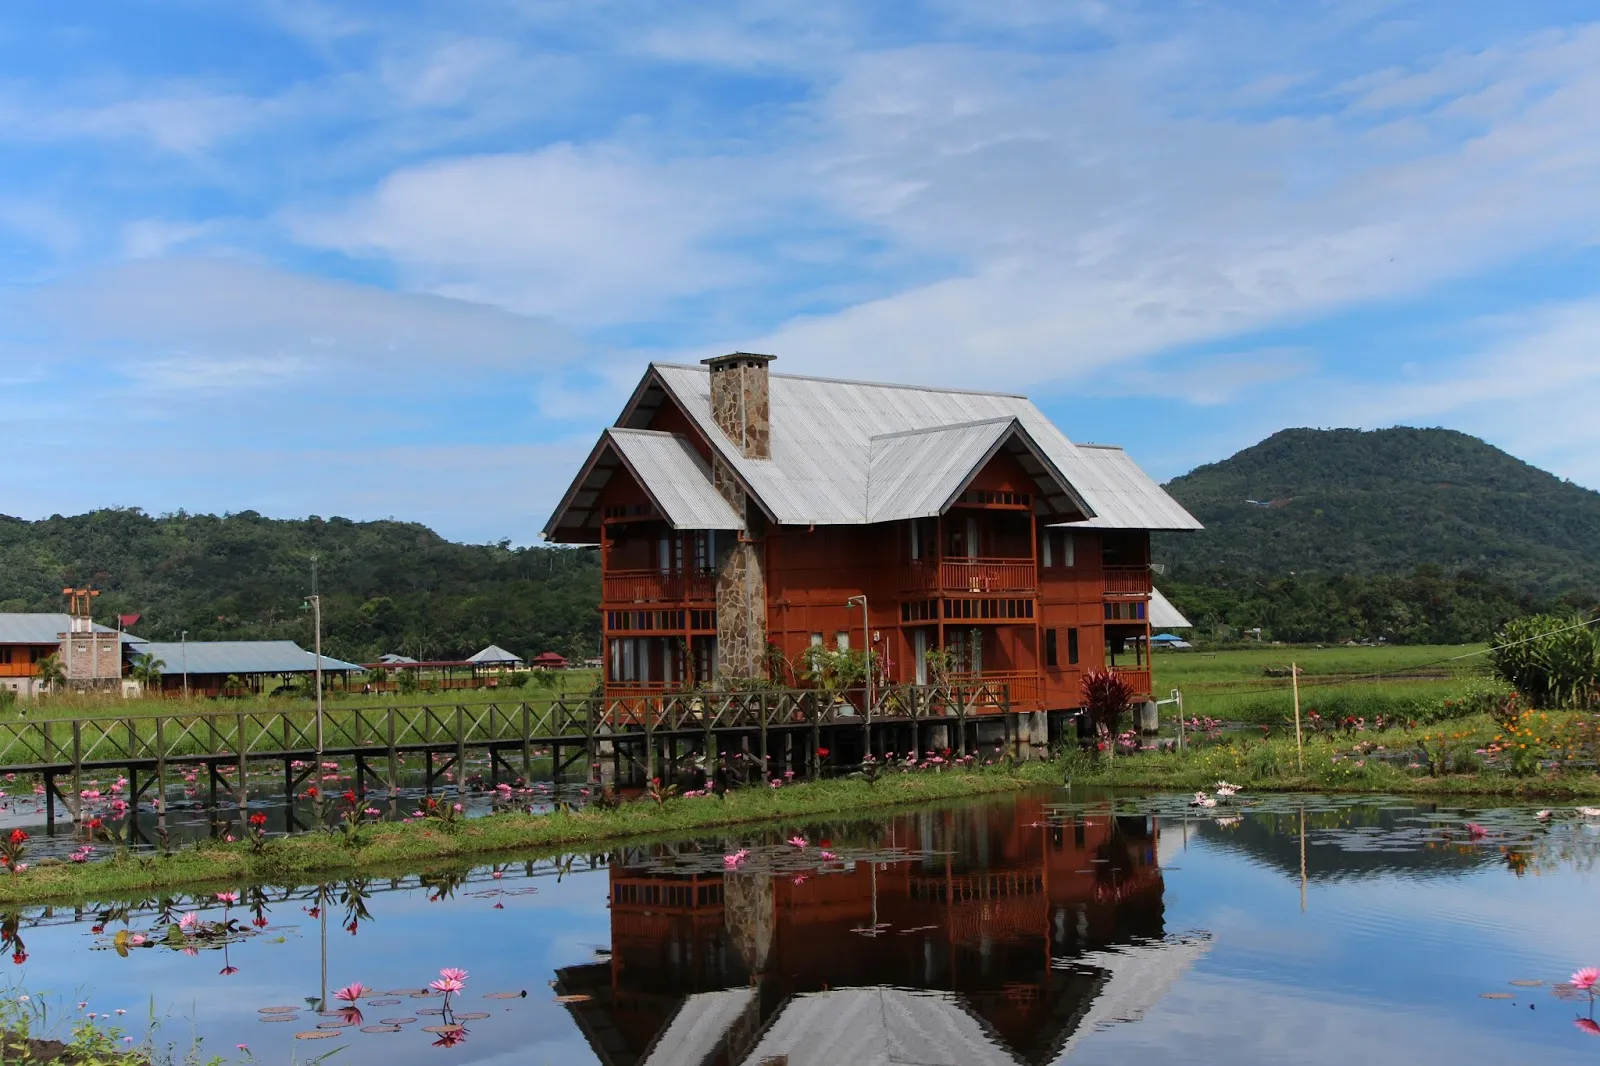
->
0 509 601 664
1154 427 1600 596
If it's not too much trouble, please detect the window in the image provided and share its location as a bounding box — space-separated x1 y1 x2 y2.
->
1067 628 1079 665
835 631 850 651
809 632 823 647
0 649 10 665
1042 530 1075 567
1045 629 1058 668
1104 601 1147 621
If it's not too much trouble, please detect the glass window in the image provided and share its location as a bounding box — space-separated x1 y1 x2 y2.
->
1067 628 1079 665
1045 629 1058 668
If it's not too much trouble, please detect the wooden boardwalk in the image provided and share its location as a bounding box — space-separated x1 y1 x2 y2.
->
4 684 1016 829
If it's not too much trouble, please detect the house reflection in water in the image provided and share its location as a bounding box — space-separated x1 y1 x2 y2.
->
555 796 1210 1065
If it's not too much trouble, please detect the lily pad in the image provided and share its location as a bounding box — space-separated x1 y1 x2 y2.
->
1509 980 1545 987
294 1031 340 1040
259 1016 297 1023
379 1018 417 1025
1479 992 1515 1000
454 1012 489 1021
360 1025 402 1034
553 994 592 1004
257 1006 299 1014
365 998 400 1006
484 992 525 1000
421 1024 464 1034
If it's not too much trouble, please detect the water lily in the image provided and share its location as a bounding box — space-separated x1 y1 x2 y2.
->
216 891 239 905
787 836 808 849
1572 967 1600 992
1536 809 1552 821
178 913 199 931
1577 1018 1600 1036
439 968 468 983
723 848 750 868
1579 808 1600 819
333 983 367 1003
1465 823 1487 839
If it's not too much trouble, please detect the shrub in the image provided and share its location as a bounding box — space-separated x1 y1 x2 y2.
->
1488 614 1600 709
1080 669 1135 743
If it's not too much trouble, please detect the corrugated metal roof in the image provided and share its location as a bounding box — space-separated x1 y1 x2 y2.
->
467 644 522 664
1047 936 1212 1065
641 988 757 1066
132 641 365 675
0 614 141 645
1149 587 1192 629
866 418 1016 523
738 987 1021 1066
648 363 1198 530
1055 445 1202 531
607 429 745 531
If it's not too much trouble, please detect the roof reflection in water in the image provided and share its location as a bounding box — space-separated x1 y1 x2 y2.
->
555 795 1208 1065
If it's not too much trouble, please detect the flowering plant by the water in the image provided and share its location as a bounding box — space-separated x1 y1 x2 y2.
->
0 829 28 876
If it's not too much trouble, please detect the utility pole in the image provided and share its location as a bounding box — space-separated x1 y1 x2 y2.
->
1291 661 1303 774
181 630 189 700
303 556 324 759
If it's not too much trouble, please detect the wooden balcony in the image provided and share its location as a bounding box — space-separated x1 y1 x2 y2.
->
0 664 36 679
602 568 717 604
1113 666 1152 696
902 558 1036 594
949 670 1042 706
1103 565 1152 597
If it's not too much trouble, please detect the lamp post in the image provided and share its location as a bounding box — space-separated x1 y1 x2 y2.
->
303 595 324 757
846 595 871 720
180 630 189 700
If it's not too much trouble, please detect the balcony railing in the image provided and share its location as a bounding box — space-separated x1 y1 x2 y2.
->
1103 565 1152 597
1112 666 1153 696
902 558 1036 594
603 569 717 604
949 670 1042 706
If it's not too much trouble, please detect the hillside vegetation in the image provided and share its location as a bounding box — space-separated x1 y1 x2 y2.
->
0 509 600 664
1153 427 1600 642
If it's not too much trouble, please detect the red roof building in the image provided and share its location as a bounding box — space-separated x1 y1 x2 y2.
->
529 651 571 669
545 355 1200 714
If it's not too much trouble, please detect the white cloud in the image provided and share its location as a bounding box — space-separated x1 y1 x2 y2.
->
294 145 770 321
10 257 584 387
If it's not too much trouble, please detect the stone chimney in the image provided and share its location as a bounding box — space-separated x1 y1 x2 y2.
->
701 353 774 459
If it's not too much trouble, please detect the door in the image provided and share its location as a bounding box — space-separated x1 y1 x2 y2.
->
913 629 929 685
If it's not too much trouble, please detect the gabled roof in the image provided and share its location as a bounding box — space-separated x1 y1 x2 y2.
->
0 614 142 646
133 640 365 675
738 987 1021 1066
545 427 745 541
641 987 757 1066
1046 935 1213 1064
378 653 417 664
865 417 1082 523
545 362 1201 539
467 644 523 664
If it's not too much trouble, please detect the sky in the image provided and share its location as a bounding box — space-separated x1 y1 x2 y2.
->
3 0 1600 544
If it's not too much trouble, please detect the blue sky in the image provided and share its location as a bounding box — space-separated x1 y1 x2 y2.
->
4 1 1600 543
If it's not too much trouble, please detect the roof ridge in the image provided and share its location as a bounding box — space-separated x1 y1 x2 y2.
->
868 416 1017 442
651 361 1030 400
1077 443 1128 451
607 427 688 439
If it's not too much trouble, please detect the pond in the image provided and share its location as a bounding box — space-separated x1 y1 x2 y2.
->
8 790 1600 1064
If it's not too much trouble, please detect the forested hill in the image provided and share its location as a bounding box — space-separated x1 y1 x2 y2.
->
1152 427 1600 642
0 509 600 664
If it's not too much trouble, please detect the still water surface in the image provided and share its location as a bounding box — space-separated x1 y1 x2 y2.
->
13 790 1600 1064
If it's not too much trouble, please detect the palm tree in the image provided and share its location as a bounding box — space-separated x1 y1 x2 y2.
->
35 653 66 694
129 653 166 691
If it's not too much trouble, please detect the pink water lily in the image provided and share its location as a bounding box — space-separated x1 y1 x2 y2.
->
438 968 469 983
333 983 367 1003
430 977 465 994
177 913 199 931
723 848 750 868
215 892 239 905
1572 967 1600 992
787 836 808 849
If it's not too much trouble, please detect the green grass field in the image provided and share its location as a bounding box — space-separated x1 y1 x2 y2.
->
1148 643 1495 726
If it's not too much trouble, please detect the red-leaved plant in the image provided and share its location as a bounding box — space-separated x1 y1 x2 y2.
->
1080 670 1135 760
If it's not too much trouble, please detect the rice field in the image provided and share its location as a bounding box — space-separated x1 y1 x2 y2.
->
1149 643 1494 726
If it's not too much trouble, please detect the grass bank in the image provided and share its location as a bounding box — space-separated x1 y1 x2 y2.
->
0 768 1052 905
1066 710 1600 799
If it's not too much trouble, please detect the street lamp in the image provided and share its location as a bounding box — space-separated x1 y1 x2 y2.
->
845 595 871 719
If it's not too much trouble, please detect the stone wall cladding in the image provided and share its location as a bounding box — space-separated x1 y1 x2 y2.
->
704 354 772 459
61 632 121 681
715 535 767 681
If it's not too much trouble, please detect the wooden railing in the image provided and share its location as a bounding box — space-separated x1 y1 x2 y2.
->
0 664 36 678
602 569 717 603
949 671 1041 706
1102 565 1152 596
1112 667 1153 696
902 558 1036 594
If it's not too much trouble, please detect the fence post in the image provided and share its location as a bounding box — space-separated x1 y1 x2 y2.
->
387 709 398 799
809 692 821 779
758 693 769 780
456 705 467 797
71 720 83 821
521 703 532 783
155 715 167 819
